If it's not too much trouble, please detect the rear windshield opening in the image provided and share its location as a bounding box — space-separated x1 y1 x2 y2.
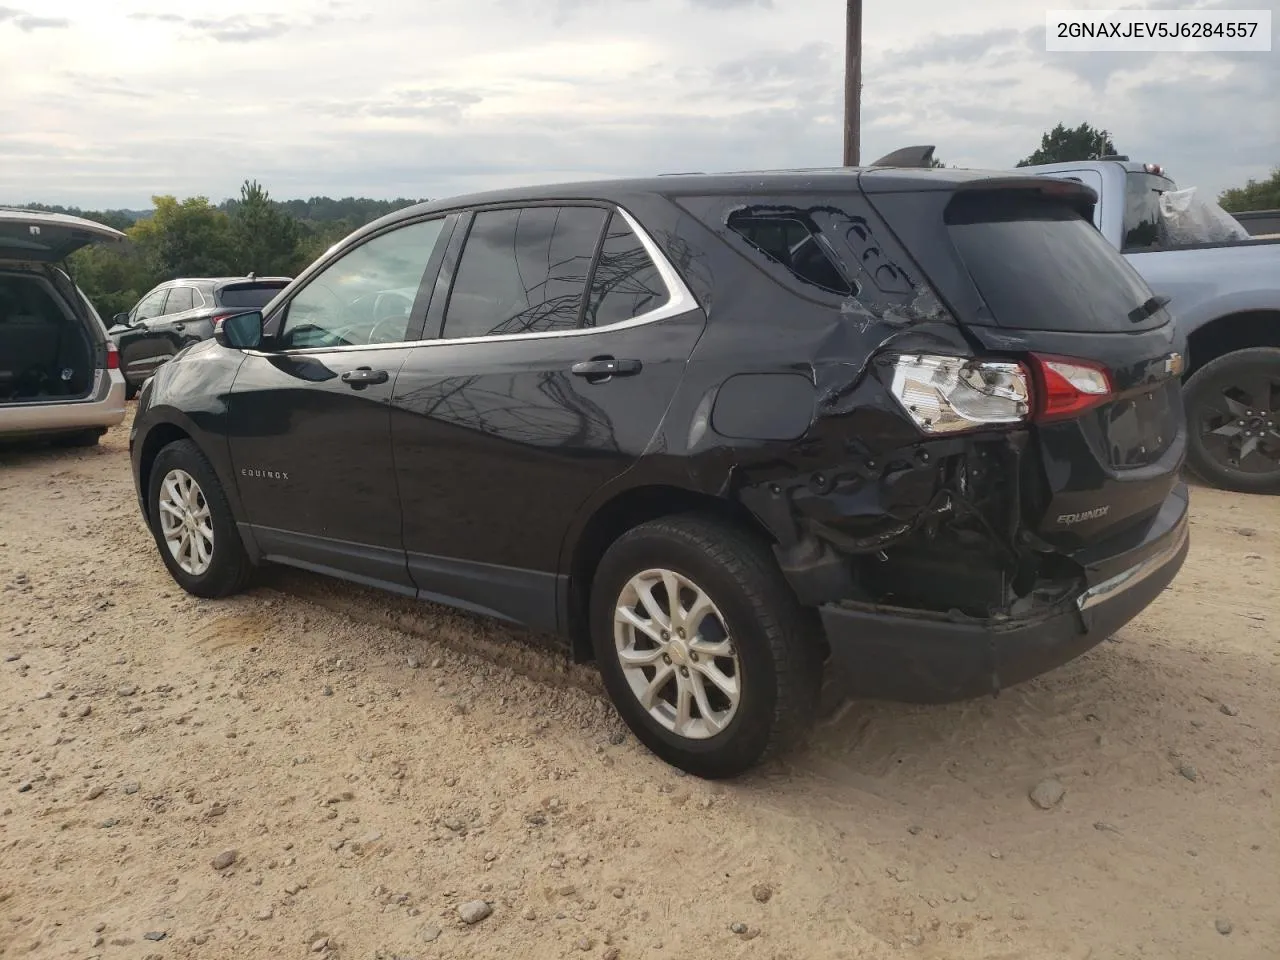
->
217 282 288 309
945 191 1164 334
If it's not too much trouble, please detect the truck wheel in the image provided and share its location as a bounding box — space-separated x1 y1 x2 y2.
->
589 514 823 779
146 439 253 598
1184 347 1280 494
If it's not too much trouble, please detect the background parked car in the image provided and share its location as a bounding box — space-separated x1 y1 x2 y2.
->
108 275 290 398
0 208 127 446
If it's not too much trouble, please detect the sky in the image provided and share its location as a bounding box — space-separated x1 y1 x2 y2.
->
0 0 1275 208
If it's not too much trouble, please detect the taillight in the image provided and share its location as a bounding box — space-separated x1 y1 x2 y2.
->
106 342 120 370
1028 354 1112 422
888 355 1031 434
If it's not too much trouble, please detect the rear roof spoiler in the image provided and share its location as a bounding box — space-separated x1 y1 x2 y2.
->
870 145 936 168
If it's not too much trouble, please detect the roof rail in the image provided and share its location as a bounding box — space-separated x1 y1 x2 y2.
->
869 145 937 168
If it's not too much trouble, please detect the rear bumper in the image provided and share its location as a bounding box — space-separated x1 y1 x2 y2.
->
818 483 1191 703
0 370 126 439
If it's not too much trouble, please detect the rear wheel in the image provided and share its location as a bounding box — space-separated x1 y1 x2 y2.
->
1184 347 1280 494
590 515 822 779
147 439 252 597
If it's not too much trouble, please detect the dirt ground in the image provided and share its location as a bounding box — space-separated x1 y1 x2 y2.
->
1 412 1277 960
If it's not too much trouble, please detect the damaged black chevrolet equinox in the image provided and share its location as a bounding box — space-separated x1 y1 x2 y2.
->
130 168 1191 777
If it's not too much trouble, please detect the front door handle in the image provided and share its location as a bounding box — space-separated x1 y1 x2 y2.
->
341 367 390 389
571 357 642 381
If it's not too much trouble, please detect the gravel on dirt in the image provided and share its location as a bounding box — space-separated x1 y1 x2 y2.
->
1 411 1278 960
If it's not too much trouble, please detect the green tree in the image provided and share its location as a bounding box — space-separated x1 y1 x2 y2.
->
229 179 302 275
1219 168 1280 213
1016 123 1118 167
129 195 235 278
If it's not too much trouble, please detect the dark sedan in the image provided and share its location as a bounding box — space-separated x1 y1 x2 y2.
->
108 275 290 397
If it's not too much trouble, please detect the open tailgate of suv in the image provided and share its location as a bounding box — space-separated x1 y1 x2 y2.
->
0 209 127 262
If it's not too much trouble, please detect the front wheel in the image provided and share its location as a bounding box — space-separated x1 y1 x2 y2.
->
1183 347 1280 494
146 439 252 597
590 515 823 779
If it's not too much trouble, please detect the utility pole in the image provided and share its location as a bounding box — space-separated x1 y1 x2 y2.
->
843 0 862 166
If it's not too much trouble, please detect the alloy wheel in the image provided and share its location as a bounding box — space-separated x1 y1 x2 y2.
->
1197 376 1279 474
613 568 741 740
157 468 215 576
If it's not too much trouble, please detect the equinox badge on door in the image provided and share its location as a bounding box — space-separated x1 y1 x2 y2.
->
240 468 290 480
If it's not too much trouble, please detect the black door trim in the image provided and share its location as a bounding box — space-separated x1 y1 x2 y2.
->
252 525 416 595
406 551 563 633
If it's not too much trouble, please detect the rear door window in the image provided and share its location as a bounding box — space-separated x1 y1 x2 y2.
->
946 192 1162 333
163 286 194 314
584 212 668 327
442 206 608 340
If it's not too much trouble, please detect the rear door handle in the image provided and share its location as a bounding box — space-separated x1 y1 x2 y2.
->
571 357 642 380
341 367 390 388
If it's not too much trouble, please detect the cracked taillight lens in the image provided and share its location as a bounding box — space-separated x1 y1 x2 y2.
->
888 354 1031 434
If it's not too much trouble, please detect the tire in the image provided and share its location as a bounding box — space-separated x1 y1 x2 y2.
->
146 439 252 598
1183 347 1280 494
52 429 102 448
590 514 823 779
125 380 139 401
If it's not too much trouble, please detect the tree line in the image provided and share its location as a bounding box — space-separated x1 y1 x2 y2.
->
30 182 424 318
22 123 1278 318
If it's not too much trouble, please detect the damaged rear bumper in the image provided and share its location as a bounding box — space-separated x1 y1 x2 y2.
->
817 483 1190 703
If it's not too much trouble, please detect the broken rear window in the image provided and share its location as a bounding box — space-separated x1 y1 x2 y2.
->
727 213 853 296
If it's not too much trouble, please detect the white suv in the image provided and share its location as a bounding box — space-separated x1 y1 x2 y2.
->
0 209 128 446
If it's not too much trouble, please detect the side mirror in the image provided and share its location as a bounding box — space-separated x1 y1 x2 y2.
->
112 312 130 326
213 311 264 350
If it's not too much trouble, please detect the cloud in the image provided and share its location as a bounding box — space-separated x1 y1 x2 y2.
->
128 9 344 43
0 0 1273 208
0 5 70 30
307 88 485 122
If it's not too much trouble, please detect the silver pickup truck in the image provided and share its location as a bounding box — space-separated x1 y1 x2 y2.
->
1023 160 1280 494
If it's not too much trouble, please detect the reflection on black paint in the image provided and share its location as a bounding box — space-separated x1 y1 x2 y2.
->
397 370 619 453
266 354 340 383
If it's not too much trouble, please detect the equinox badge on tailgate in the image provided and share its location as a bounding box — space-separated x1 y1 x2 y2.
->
1058 506 1111 525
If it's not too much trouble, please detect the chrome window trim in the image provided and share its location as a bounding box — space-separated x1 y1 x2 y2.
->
244 205 698 358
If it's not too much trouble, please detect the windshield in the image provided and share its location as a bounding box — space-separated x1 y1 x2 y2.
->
1123 172 1176 252
947 191 1164 333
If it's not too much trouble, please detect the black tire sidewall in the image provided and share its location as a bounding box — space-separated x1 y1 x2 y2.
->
590 525 786 777
1184 348 1280 494
146 440 248 597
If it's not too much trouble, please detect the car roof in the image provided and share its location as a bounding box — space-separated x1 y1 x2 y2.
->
347 166 1038 245
155 276 291 287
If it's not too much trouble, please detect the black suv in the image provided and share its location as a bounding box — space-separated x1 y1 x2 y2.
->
129 169 1190 777
108 275 290 397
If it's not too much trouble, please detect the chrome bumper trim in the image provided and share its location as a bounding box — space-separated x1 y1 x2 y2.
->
1076 518 1189 614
